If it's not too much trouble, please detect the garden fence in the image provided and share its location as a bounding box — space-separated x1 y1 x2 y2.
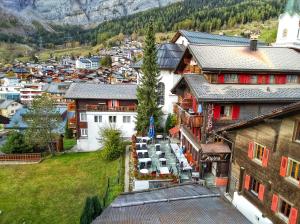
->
0 153 42 163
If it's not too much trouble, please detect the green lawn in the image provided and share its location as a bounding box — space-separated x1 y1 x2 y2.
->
0 152 124 224
63 138 77 151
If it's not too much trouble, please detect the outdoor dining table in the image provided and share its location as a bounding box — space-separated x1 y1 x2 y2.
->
159 158 167 162
138 158 152 163
159 167 170 175
140 169 149 174
155 151 162 156
136 150 148 153
170 143 192 170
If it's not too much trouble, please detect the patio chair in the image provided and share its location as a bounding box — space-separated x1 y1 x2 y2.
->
159 152 165 158
146 161 152 169
142 143 147 149
137 152 143 158
136 144 141 150
161 160 167 166
144 152 149 158
155 144 160 151
140 162 146 169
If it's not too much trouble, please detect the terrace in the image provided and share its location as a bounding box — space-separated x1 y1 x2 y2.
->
131 137 197 189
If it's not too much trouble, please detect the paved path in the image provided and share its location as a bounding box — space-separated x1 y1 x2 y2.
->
124 146 130 192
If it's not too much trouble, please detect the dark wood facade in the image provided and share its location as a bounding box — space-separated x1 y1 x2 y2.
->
221 111 300 224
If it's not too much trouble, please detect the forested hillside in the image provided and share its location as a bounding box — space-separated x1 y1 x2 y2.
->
1 0 286 47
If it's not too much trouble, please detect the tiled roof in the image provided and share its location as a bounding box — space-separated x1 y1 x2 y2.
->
0 99 15 109
46 83 71 94
174 30 265 46
65 83 137 100
132 43 185 69
92 184 250 224
188 44 300 72
173 74 300 102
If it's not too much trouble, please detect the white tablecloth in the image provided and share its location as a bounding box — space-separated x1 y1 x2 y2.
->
170 143 192 170
159 158 167 162
138 158 151 163
136 150 148 154
140 169 149 174
160 167 170 174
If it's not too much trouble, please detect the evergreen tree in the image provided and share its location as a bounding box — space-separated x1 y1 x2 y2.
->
80 197 94 224
136 22 162 134
91 196 102 219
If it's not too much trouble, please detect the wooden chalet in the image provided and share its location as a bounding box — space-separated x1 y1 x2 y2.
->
171 40 300 186
217 102 300 224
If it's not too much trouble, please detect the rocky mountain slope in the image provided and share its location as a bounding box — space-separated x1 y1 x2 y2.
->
0 0 181 26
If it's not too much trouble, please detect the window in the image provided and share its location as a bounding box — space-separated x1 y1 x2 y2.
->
249 176 261 197
158 82 165 106
109 116 116 123
269 75 275 84
253 142 266 162
294 121 300 142
80 128 88 137
287 75 298 84
123 116 131 123
224 74 238 83
287 158 300 182
94 115 102 123
279 198 292 222
80 112 87 122
220 105 232 119
250 75 257 84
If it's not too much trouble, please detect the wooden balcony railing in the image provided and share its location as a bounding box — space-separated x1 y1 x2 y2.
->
190 115 203 128
176 103 203 128
86 105 137 112
180 98 192 110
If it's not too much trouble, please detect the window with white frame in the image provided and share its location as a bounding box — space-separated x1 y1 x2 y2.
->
249 176 261 197
157 82 165 106
220 105 232 119
287 75 298 84
80 128 88 137
278 198 292 222
80 112 87 122
250 75 257 84
269 75 275 84
253 142 266 162
287 158 300 182
224 74 238 83
94 115 102 123
123 116 131 123
109 116 116 123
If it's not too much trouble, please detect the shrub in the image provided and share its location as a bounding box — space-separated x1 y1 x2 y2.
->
1 131 34 154
80 196 103 224
99 126 124 161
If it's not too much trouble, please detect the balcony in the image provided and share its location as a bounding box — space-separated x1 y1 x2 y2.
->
176 103 203 128
86 105 137 112
67 103 76 111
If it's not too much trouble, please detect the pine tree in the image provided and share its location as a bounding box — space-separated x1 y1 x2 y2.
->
136 22 162 134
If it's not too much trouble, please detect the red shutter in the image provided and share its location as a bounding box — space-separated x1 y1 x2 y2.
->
289 208 298 224
248 141 254 159
244 174 250 190
115 100 120 107
107 100 112 108
271 194 279 212
280 156 288 177
281 75 287 84
262 148 270 167
192 97 197 113
214 105 221 120
265 75 270 84
258 184 265 201
239 74 245 84
275 75 280 84
218 74 225 83
257 75 264 84
232 105 240 120
245 75 251 84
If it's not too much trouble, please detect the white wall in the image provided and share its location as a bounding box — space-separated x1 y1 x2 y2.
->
77 111 137 151
175 36 189 46
232 192 273 224
276 13 300 48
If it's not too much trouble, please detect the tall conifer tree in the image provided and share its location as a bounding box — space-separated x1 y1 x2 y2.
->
136 22 162 134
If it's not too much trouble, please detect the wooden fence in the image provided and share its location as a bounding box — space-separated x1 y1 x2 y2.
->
0 153 42 163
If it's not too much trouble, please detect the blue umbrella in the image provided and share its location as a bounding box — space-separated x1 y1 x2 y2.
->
148 115 155 139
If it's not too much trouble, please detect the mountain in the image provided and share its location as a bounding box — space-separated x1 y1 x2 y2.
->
0 0 181 26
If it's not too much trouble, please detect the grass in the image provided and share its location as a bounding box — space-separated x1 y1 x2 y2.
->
63 138 77 151
0 152 124 224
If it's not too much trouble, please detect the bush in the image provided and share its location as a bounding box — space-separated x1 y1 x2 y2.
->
99 126 124 161
1 131 34 154
64 123 73 139
80 196 103 224
165 113 177 133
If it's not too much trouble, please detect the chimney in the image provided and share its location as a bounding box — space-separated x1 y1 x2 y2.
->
249 35 258 51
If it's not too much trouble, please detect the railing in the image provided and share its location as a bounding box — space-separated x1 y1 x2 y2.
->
67 103 76 111
86 105 137 112
0 153 42 162
176 103 203 128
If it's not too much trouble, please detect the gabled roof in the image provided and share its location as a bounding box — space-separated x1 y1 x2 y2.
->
171 30 265 46
217 101 300 132
171 74 300 103
92 184 250 224
65 83 137 100
187 44 300 73
132 43 185 70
